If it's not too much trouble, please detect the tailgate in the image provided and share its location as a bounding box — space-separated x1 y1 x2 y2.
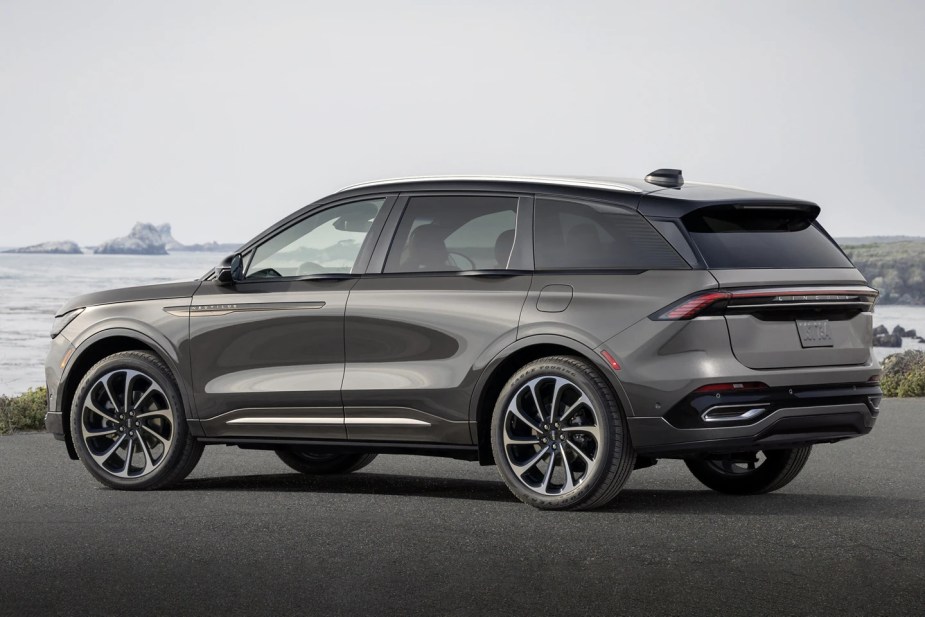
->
713 269 875 369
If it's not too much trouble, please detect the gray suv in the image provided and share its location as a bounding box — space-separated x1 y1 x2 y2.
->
44 170 881 510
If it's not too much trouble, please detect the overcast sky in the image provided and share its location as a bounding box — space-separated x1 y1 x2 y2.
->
1 1 923 247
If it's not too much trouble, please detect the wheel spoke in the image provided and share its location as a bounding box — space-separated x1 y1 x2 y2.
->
565 440 595 468
84 398 118 425
120 438 134 476
89 434 126 466
503 431 540 447
132 383 164 412
123 372 135 417
549 378 567 423
562 423 601 441
528 382 545 422
84 427 118 438
507 401 542 433
135 408 171 421
141 425 170 448
101 374 121 414
559 447 575 493
136 434 156 475
511 445 550 477
559 395 592 424
540 449 556 493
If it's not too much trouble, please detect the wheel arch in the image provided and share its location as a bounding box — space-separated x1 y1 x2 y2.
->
58 328 193 461
469 334 633 465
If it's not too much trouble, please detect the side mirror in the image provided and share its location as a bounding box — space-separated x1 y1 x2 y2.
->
214 254 244 286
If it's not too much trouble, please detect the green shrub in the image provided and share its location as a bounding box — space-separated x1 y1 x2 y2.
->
0 387 47 434
880 350 925 397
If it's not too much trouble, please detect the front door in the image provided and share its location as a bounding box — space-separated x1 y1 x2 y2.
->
189 197 393 440
342 193 534 444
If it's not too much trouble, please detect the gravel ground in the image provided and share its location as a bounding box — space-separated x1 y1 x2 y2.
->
1 399 923 616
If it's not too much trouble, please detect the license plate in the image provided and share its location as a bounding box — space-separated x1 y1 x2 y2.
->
796 319 833 348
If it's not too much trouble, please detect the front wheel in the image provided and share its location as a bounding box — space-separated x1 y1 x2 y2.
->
71 351 203 490
490 356 635 510
684 447 812 495
275 448 377 475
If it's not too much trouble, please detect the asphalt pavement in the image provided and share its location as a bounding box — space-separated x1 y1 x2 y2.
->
1 399 923 616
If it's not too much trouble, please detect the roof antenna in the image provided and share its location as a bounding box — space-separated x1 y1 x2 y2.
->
645 168 684 188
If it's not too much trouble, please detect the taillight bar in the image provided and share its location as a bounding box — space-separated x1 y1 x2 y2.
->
652 286 878 321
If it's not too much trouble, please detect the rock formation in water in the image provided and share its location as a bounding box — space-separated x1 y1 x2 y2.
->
94 223 168 255
4 240 82 254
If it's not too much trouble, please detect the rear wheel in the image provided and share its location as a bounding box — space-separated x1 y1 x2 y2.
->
275 448 377 475
71 351 203 490
684 447 812 495
491 356 635 510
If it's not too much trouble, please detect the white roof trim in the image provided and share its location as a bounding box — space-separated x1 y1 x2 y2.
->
338 175 643 194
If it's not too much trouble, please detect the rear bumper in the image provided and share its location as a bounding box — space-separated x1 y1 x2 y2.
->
629 384 881 457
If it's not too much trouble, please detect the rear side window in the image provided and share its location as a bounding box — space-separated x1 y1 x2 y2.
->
683 206 852 269
534 198 688 270
385 195 518 273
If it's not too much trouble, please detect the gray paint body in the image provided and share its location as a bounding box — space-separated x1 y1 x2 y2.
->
44 176 881 462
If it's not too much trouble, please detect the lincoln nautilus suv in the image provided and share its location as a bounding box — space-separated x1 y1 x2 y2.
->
45 170 881 510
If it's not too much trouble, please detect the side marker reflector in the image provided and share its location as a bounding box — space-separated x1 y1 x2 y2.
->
601 350 621 371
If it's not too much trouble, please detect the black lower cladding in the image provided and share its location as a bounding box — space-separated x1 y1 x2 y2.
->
44 411 65 440
664 383 882 429
631 383 882 457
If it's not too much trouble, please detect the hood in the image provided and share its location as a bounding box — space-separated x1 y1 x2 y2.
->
56 280 203 316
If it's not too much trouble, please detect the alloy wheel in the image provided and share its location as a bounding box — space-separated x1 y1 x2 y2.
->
79 369 174 479
501 375 602 496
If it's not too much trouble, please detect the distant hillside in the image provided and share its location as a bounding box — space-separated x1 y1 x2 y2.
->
843 240 925 305
837 236 925 246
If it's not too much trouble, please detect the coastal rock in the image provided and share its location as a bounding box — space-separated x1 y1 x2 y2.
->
904 329 917 338
153 223 239 252
94 223 167 255
873 333 903 348
4 240 81 254
155 224 184 251
172 240 242 253
873 325 889 336
892 325 907 337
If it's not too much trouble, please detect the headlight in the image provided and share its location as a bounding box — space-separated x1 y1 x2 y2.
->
50 308 84 339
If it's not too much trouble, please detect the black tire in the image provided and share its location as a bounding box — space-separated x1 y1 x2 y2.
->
490 355 635 510
275 448 378 475
70 351 204 490
684 447 812 495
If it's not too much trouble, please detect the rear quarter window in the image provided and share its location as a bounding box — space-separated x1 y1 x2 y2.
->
682 206 853 269
534 198 688 270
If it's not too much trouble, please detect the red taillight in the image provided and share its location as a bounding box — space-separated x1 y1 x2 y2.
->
656 291 731 320
654 285 878 321
694 382 768 394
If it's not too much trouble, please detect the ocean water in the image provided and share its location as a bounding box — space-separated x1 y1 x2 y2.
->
0 252 221 395
1 253 923 395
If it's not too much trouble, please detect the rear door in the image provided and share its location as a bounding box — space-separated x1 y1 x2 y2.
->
189 196 394 439
342 192 534 445
681 205 874 369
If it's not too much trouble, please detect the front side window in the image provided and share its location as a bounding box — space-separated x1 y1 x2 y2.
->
246 199 384 278
534 198 688 270
384 196 518 273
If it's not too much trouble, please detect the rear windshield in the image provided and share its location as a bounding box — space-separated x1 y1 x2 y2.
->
682 206 853 269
